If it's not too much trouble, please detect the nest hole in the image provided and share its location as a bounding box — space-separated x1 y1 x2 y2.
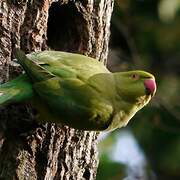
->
47 2 85 52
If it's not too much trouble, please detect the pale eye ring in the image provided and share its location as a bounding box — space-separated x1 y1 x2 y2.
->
131 73 139 80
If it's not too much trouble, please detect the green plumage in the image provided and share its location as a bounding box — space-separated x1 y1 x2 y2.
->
0 75 33 106
0 50 156 131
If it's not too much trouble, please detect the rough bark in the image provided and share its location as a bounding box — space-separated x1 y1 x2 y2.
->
0 0 114 179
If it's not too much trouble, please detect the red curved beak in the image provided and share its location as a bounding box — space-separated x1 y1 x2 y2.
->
144 79 156 96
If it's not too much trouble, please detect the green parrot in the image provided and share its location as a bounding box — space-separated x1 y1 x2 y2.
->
0 50 156 131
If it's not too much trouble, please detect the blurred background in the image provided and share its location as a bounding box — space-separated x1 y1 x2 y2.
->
97 0 180 180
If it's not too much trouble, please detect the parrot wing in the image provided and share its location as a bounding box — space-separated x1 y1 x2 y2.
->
15 49 113 130
27 51 110 81
16 50 110 83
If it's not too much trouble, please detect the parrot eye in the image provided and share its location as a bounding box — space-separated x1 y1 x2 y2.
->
131 74 139 80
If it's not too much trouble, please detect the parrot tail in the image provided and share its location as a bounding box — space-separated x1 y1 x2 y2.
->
0 74 33 106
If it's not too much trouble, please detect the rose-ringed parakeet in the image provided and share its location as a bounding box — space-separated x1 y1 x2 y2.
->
0 50 156 131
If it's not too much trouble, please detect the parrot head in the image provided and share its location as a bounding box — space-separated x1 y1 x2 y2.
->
114 70 156 108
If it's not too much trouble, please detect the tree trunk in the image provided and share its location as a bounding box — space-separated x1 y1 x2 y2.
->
0 0 114 179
